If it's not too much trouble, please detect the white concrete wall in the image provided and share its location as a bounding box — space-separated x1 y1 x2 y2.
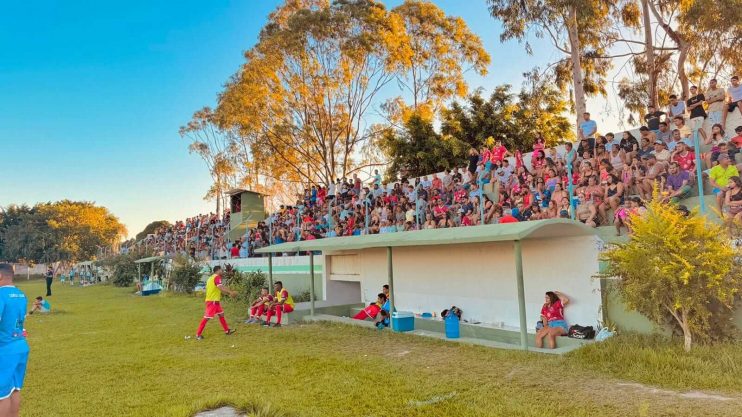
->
208 255 322 271
325 236 602 330
12 264 49 276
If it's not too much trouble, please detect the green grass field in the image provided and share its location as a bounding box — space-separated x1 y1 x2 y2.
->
16 279 742 417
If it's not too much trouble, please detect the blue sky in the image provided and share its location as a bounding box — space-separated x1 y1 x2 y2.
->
0 0 620 237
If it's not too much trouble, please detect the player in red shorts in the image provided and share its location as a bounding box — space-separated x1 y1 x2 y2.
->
263 281 294 327
245 287 273 324
195 266 237 340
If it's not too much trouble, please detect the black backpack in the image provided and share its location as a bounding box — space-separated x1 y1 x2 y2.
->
568 325 596 339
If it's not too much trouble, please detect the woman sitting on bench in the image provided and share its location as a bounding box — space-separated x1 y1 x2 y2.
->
535 291 570 349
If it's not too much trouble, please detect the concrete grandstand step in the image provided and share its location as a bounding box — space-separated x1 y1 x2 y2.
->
679 195 722 220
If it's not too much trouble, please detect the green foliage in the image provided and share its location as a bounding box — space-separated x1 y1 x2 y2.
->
212 0 489 187
135 220 170 242
440 84 573 151
222 265 266 306
170 255 204 293
681 0 742 84
17 280 742 416
98 253 139 288
487 0 613 104
387 0 491 120
379 114 468 180
293 290 314 303
0 201 126 266
602 198 741 351
0 204 44 263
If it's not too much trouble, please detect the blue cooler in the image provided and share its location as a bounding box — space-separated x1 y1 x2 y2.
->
445 314 460 339
392 312 415 332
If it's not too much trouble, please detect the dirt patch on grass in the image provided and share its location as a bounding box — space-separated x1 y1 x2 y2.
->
194 407 244 417
616 382 737 402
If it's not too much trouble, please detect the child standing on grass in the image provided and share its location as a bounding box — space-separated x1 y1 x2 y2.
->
195 266 237 340
0 263 29 417
245 287 273 324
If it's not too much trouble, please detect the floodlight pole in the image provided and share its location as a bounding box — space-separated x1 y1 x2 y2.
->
386 246 395 332
268 253 274 289
514 240 528 351
692 130 707 214
297 206 303 241
268 214 273 246
328 195 333 232
364 199 370 235
309 252 315 317
415 182 421 230
567 158 576 220
478 182 485 225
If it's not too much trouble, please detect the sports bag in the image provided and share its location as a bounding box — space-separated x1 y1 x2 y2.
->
568 324 596 339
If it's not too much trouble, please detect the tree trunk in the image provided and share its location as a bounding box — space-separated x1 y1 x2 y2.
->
681 317 692 352
641 0 657 106
648 0 689 98
567 5 586 133
216 189 221 215
683 329 692 352
677 41 689 99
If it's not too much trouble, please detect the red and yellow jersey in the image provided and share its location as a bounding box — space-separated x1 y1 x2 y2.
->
262 294 274 306
275 288 294 308
205 274 223 302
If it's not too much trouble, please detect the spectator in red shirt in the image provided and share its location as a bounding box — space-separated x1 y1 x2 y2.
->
491 139 511 163
731 126 742 148
229 243 240 259
672 142 695 173
498 208 519 223
535 291 570 349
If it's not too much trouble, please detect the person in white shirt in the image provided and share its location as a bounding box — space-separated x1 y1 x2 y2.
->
421 175 432 190
441 170 453 188
667 94 686 119
652 141 672 164
723 75 742 127
673 116 692 139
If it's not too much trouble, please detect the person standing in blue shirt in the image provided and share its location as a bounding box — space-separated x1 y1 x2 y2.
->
579 112 598 152
0 263 29 417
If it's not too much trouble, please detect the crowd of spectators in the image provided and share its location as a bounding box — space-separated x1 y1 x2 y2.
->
136 212 231 260
140 76 742 258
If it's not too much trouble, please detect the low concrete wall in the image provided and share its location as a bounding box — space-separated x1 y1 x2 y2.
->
602 278 742 337
12 264 50 276
208 256 324 298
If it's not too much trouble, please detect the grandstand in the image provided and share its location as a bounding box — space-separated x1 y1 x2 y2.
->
120 109 742 350
134 110 741 261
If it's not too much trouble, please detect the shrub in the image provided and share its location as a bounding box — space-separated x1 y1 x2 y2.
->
100 254 139 287
222 265 266 305
170 255 204 293
602 197 742 351
293 290 315 303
